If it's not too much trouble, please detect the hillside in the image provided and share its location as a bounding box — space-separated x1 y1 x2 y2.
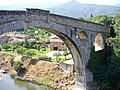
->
0 1 120 18
116 4 120 7
49 1 120 18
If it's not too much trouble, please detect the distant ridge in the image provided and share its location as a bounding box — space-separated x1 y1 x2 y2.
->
49 1 120 18
116 4 120 7
0 1 119 18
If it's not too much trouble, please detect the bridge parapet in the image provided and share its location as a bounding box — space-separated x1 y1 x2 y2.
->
0 10 26 25
26 8 50 15
50 13 109 33
0 8 110 34
26 8 50 26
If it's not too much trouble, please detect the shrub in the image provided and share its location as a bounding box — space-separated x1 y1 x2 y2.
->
2 43 11 50
16 46 26 56
39 55 51 61
13 61 23 71
25 49 36 58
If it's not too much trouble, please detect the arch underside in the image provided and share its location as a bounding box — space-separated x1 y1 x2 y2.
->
31 22 87 89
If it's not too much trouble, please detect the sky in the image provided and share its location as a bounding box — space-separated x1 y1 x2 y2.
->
0 0 119 8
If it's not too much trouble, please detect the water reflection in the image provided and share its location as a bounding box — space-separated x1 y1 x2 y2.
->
0 73 46 90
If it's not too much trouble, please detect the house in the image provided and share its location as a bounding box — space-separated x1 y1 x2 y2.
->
50 34 67 51
7 34 35 43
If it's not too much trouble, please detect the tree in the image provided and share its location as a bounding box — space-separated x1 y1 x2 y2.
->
53 51 61 62
87 13 120 90
16 46 26 56
26 40 36 48
87 45 120 90
89 15 112 25
110 12 120 57
11 45 17 52
23 39 29 48
90 14 93 18
13 61 23 72
63 50 69 60
34 44 41 50
25 49 36 58
10 58 14 66
12 40 23 46
2 43 11 50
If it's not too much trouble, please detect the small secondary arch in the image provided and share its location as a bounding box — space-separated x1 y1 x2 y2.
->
79 31 88 40
94 33 104 51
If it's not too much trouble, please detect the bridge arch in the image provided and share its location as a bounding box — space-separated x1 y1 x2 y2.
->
34 26 86 89
79 31 88 40
94 33 104 51
0 21 86 89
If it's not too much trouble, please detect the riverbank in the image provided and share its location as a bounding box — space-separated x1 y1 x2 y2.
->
0 52 75 90
0 73 3 79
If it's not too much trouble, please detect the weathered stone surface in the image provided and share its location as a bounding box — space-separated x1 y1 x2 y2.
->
0 8 110 90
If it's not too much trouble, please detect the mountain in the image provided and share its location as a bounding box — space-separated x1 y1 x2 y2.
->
0 1 119 18
116 4 120 7
0 2 59 10
49 1 120 18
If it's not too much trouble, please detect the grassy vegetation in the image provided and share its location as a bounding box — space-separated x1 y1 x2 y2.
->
31 48 50 59
3 50 20 56
38 48 50 55
51 56 72 62
3 48 51 59
3 48 72 62
33 73 53 86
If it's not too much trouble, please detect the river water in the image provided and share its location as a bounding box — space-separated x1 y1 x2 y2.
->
0 73 47 90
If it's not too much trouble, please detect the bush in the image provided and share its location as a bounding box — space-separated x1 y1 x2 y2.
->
16 46 26 56
25 49 36 58
39 55 51 61
13 61 23 71
10 58 14 66
2 43 11 50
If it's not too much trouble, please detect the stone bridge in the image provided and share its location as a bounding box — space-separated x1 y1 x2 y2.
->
0 8 110 90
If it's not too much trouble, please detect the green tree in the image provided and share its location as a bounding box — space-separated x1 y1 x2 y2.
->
13 61 23 72
87 13 120 90
10 58 14 66
2 43 11 51
16 46 26 56
12 41 23 46
88 46 120 90
23 39 29 48
109 12 120 57
89 15 112 25
27 40 36 48
53 51 61 62
25 49 36 58
90 14 93 18
11 46 17 52
63 50 69 60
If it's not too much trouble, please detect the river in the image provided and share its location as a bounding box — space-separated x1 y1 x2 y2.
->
0 73 47 90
